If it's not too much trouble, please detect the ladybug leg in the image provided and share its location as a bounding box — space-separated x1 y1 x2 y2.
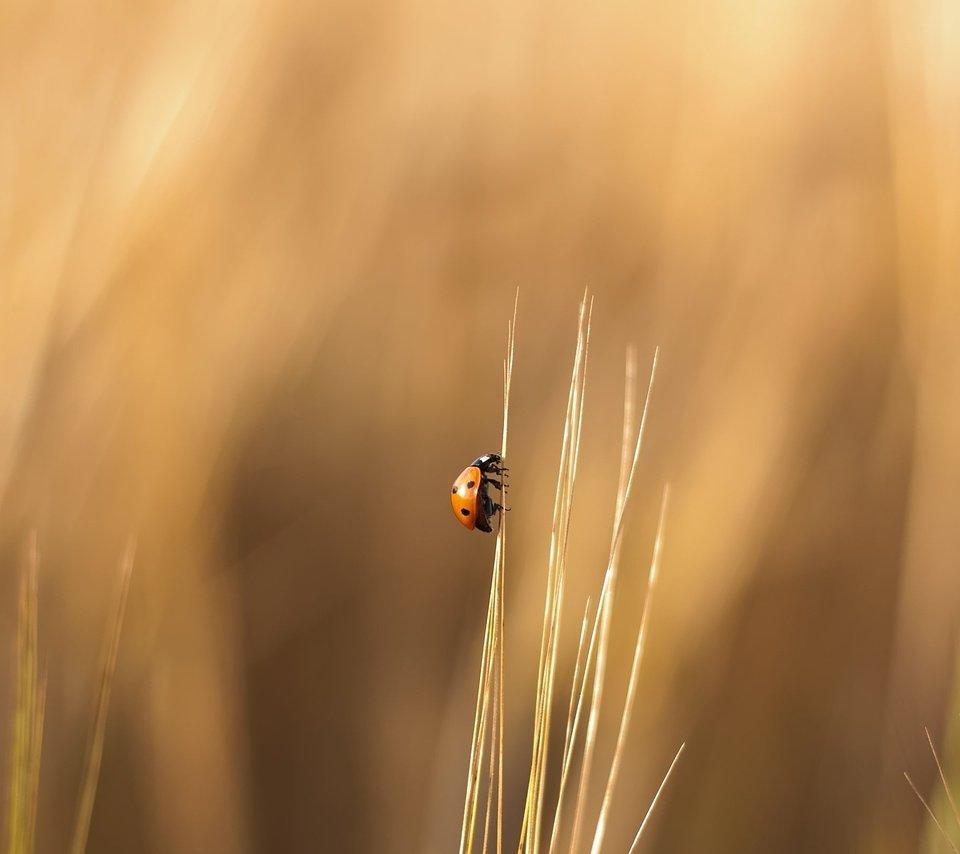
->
482 489 507 518
486 458 506 476
481 492 498 526
486 477 503 491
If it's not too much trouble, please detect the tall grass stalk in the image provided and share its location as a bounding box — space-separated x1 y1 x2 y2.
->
626 742 686 854
588 486 669 854
5 539 133 854
518 294 592 854
69 539 136 854
925 726 960 833
459 291 517 854
547 579 609 853
6 535 45 854
905 772 959 854
568 346 658 853
462 294 682 853
905 727 960 853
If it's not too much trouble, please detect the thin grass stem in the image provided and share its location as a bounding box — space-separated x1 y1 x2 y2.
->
905 772 960 854
460 293 516 854
531 296 591 854
548 576 611 853
926 727 960 833
626 743 686 854
8 533 44 854
569 347 658 854
69 539 136 854
560 600 593 770
589 486 670 854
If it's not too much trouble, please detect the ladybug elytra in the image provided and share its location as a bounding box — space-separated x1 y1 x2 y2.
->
450 453 507 532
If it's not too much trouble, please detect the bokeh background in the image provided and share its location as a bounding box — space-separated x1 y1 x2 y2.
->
2 0 959 851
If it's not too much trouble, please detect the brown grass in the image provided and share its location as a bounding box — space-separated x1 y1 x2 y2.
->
5 3 960 849
4 540 133 854
905 728 960 854
6 535 45 854
460 295 682 853
459 292 517 854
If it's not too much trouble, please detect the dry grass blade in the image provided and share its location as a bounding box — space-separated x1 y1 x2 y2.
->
614 347 639 523
547 577 611 853
7 533 45 854
569 347 658 854
626 742 685 854
502 288 518 457
69 539 136 854
536 297 593 852
589 485 670 854
519 296 589 852
461 541 504 854
481 612 501 854
466 301 673 854
24 674 46 854
519 294 592 854
499 291 519 848
926 727 960 833
560 600 593 771
905 772 960 854
492 295 516 854
459 293 517 854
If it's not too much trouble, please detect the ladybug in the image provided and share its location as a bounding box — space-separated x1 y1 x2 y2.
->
450 453 507 532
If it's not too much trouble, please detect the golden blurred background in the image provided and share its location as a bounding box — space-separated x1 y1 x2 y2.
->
2 0 959 851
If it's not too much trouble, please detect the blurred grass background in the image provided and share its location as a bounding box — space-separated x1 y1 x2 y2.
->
1 0 959 851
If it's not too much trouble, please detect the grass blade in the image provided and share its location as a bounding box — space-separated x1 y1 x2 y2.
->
626 742 685 853
548 579 610 853
69 539 135 854
7 534 44 854
926 727 960 833
460 293 517 854
905 772 959 854
569 347 658 854
588 486 669 854
519 294 592 854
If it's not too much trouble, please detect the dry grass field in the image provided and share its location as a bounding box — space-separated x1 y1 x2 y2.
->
1 1 960 851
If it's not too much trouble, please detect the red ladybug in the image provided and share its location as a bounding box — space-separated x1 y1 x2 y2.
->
450 453 507 532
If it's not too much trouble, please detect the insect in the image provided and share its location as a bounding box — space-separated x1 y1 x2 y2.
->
450 453 507 532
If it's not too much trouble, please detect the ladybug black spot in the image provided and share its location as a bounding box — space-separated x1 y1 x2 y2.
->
452 486 458 494
467 481 476 489
460 508 470 516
